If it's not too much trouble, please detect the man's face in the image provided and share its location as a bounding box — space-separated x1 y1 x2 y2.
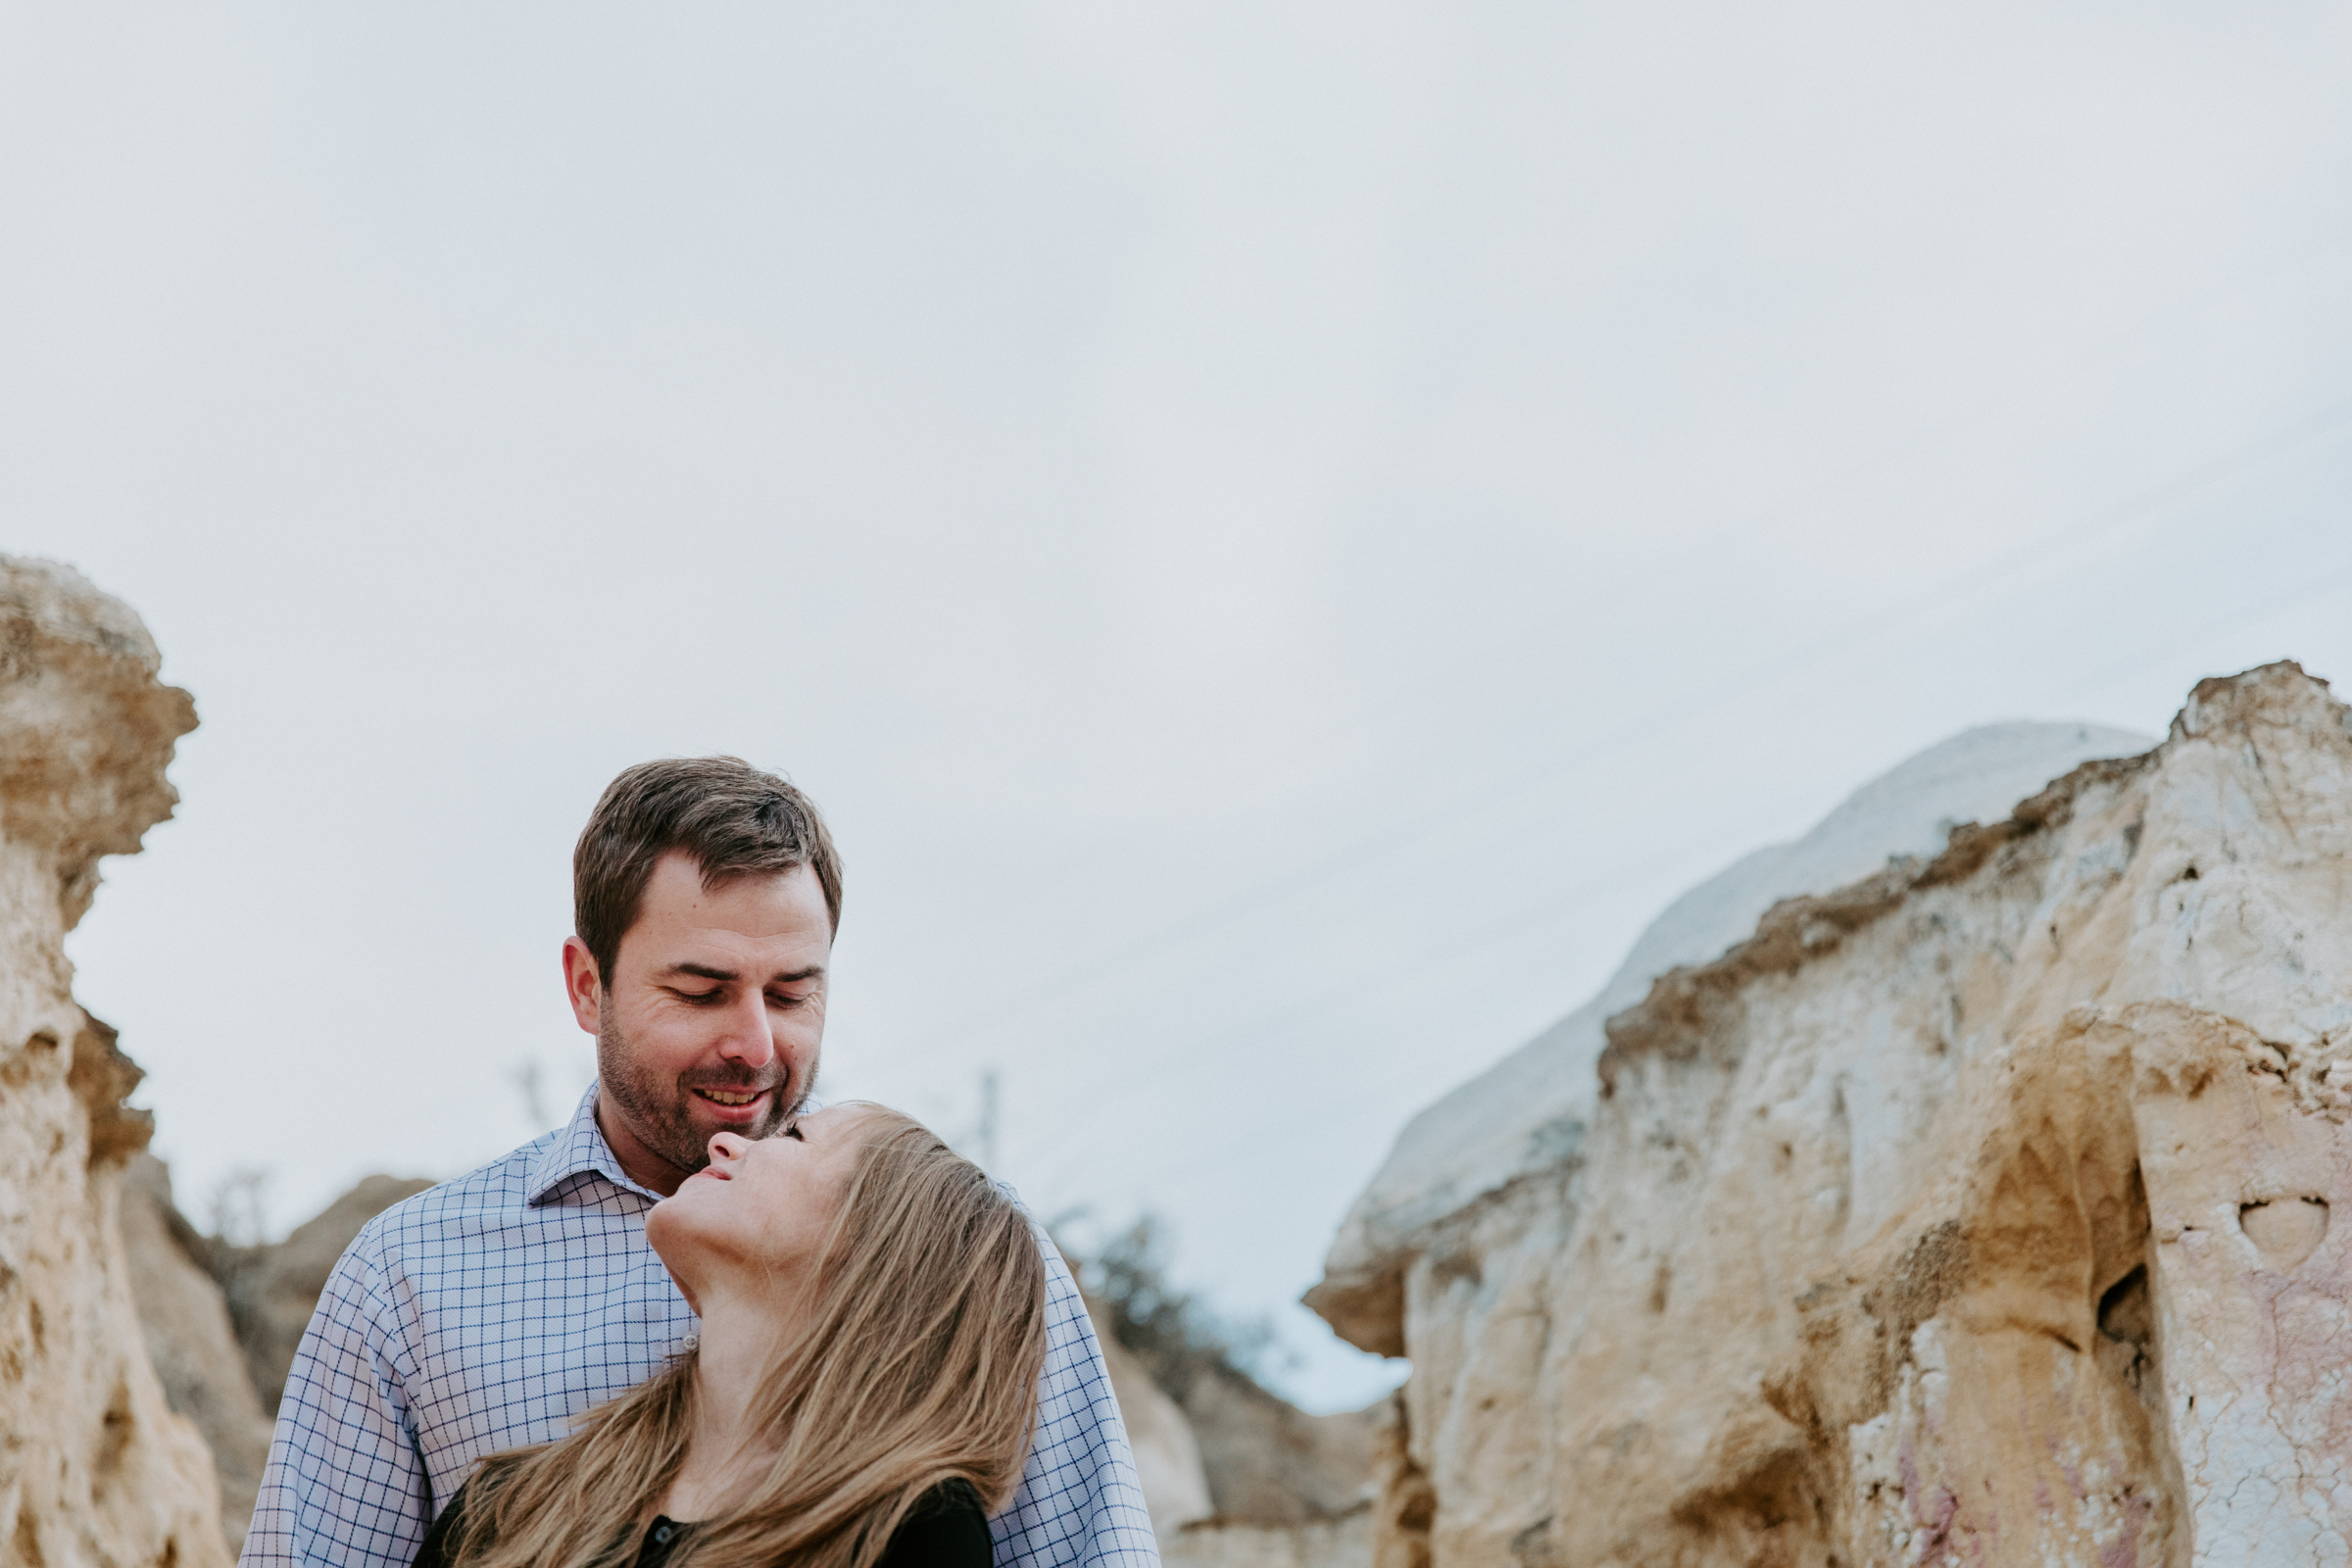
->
564 851 832 1195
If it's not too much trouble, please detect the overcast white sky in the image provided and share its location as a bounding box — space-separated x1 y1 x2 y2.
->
12 2 2352 1411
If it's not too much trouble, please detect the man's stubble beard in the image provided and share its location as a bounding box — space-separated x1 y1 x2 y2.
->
595 1004 813 1177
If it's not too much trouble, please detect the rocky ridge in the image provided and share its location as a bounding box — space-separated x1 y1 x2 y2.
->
118 1156 274 1555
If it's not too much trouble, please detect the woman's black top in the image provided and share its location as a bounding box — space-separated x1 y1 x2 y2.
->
412 1476 991 1568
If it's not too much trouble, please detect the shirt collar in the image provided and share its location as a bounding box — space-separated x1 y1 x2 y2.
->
524 1080 667 1206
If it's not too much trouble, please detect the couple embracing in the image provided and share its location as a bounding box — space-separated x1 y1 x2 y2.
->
241 760 1156 1568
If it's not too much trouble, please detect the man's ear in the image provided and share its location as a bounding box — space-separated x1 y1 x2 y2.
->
561 936 603 1036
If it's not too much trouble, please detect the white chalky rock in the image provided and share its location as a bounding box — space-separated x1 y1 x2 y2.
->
1314 662 2352 1566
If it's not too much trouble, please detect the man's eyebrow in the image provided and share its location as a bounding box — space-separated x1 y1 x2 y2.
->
661 961 825 983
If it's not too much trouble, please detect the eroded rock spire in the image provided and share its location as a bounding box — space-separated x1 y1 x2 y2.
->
0 555 220 1566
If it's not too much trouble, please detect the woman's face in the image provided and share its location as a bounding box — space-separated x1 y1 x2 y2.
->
645 1105 868 1310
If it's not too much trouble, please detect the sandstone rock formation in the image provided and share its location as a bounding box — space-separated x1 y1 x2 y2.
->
1156 1391 1389 1568
115 1163 437 1550
0 555 222 1566
1313 664 2352 1565
1164 1366 1376 1527
1092 1303 1217 1535
118 1157 272 1555
1085 1215 1383 1541
1085 1285 1378 1543
1162 1505 1373 1568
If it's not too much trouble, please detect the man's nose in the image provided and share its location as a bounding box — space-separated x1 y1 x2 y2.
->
713 989 775 1067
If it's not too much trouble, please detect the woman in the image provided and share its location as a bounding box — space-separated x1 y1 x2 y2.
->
414 1103 1049 1568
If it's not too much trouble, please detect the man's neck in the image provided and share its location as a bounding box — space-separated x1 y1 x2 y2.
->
593 1089 692 1198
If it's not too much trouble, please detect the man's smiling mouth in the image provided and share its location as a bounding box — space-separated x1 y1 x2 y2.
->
689 1085 776 1127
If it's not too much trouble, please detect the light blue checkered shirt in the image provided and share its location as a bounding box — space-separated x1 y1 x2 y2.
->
239 1085 1159 1568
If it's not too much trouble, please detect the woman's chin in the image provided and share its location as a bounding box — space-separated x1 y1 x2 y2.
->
642 1199 692 1263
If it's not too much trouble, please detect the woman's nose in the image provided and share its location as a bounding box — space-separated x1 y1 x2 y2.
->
708 1131 749 1162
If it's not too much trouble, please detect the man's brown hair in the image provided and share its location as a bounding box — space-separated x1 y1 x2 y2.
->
573 757 843 985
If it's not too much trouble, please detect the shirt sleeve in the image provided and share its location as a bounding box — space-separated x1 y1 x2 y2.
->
239 1226 436 1568
988 1233 1161 1568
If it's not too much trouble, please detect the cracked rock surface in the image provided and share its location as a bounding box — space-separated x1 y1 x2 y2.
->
1314 662 2352 1567
0 556 220 1566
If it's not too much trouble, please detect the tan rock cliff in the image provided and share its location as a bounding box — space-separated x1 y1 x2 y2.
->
118 1163 437 1552
1090 1301 1216 1536
0 556 220 1567
118 1157 272 1556
1315 663 2352 1566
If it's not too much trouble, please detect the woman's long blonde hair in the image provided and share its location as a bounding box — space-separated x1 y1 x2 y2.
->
446 1106 1049 1568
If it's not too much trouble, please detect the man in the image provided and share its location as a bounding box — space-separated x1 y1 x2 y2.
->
241 759 1158 1567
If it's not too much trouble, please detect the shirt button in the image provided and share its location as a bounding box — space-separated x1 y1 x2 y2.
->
655 1526 673 1544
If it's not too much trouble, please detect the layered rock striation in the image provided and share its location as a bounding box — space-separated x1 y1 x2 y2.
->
0 556 220 1566
1314 663 2352 1566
